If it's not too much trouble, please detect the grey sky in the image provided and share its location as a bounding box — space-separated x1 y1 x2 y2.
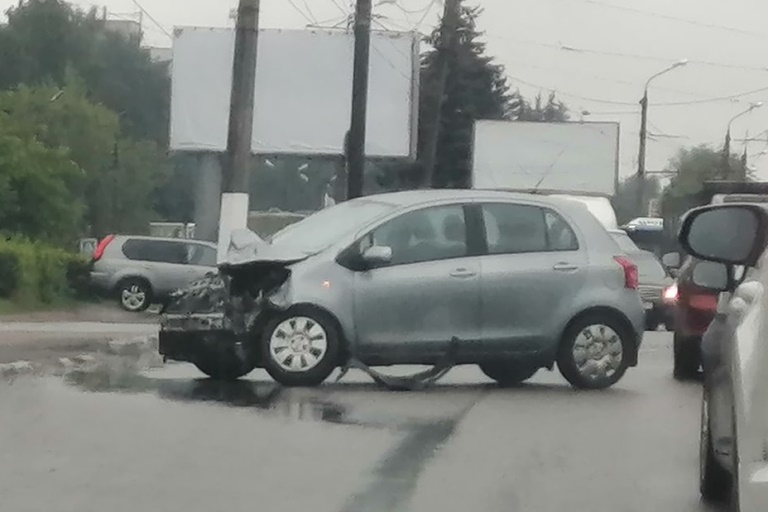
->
4 0 768 180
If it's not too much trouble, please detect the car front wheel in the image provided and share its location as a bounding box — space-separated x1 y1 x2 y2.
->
556 314 633 389
261 308 341 387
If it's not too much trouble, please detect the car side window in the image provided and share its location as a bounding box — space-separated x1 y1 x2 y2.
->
186 244 217 266
482 203 548 254
544 210 579 251
122 239 187 264
363 204 468 266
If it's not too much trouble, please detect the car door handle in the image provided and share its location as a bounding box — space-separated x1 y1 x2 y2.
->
553 263 579 272
450 268 477 278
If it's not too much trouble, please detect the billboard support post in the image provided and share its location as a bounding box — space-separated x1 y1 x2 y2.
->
347 0 372 200
217 0 260 263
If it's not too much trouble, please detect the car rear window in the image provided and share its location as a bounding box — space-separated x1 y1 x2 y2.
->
122 239 188 264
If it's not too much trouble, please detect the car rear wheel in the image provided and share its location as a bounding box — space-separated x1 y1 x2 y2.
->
261 308 340 387
557 313 632 390
700 393 732 502
479 362 538 387
673 333 700 380
117 278 152 312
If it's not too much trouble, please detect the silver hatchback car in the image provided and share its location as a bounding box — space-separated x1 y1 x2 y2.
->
160 190 645 389
90 235 218 312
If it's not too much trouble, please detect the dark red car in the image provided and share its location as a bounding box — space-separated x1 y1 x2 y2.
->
666 256 720 379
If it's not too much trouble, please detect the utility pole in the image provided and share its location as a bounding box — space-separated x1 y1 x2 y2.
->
420 0 461 188
722 129 732 178
217 0 260 263
636 91 648 216
346 0 372 200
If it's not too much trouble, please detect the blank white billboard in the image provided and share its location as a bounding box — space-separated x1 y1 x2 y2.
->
471 121 620 196
170 27 419 157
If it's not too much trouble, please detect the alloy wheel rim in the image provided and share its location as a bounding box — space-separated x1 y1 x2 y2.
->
269 316 328 373
571 324 623 381
121 285 146 311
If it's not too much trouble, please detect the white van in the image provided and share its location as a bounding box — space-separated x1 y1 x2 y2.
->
551 194 619 231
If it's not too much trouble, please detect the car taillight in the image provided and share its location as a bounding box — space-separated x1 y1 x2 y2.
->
613 256 638 289
663 283 678 302
92 234 115 261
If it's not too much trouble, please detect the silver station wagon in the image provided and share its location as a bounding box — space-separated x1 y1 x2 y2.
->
160 190 645 389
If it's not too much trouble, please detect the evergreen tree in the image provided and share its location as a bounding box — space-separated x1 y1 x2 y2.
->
418 3 568 188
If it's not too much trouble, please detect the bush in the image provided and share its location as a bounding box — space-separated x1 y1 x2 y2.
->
0 238 91 306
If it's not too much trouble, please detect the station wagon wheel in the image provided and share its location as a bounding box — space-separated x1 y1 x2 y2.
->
261 308 341 387
117 278 152 312
557 314 632 390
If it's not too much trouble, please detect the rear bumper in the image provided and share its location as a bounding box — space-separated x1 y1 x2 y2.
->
89 271 114 295
675 306 716 337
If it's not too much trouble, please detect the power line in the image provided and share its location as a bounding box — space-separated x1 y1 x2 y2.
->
571 0 768 39
328 0 350 17
131 0 170 38
502 57 707 98
487 33 768 72
287 0 316 24
301 0 318 23
508 74 768 107
378 0 436 16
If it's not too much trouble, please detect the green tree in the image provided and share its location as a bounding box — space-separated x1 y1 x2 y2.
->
0 113 84 243
0 0 170 144
418 4 513 188
661 145 748 226
612 174 662 224
515 92 570 123
418 3 568 188
0 84 170 237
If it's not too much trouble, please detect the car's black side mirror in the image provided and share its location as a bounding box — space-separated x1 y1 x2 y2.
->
678 204 768 267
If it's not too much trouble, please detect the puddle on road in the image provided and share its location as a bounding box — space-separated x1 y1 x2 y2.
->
61 363 473 512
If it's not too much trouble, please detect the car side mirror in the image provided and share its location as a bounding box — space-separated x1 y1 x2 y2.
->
691 261 729 292
679 204 767 266
361 245 392 266
662 252 680 269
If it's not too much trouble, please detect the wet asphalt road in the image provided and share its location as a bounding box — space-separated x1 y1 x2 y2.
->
0 331 725 512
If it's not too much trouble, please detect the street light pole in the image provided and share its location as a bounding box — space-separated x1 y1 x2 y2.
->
636 59 687 216
723 102 762 180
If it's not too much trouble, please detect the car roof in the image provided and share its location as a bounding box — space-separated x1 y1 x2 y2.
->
356 189 580 208
114 235 216 247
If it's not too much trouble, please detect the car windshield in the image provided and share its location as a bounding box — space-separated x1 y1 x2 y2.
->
610 231 640 253
269 198 397 254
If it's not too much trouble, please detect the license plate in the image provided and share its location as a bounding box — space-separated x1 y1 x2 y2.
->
643 302 653 310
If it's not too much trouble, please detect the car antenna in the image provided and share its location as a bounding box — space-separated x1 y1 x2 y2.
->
533 149 566 191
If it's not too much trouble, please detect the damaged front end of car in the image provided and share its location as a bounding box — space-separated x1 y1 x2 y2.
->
158 230 304 377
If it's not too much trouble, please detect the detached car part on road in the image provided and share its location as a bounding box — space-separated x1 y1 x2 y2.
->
160 190 646 390
675 203 768 512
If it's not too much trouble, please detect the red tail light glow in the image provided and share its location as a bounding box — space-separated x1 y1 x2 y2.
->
613 256 638 289
663 283 678 302
92 234 115 261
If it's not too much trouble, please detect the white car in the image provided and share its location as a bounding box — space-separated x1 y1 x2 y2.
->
677 203 768 511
